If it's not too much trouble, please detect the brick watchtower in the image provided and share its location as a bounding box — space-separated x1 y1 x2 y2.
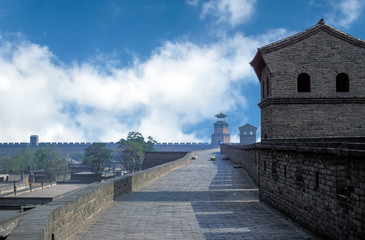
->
250 19 365 140
211 112 230 145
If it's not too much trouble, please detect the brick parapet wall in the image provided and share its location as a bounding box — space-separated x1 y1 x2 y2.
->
154 142 216 152
222 140 365 239
143 152 189 169
7 152 193 240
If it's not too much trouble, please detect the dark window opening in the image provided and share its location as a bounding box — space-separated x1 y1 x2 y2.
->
297 73 311 92
262 80 265 98
266 77 269 96
336 73 349 92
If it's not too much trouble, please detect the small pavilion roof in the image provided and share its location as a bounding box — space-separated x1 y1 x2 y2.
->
215 112 227 119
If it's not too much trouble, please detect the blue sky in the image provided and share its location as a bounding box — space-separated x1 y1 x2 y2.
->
0 0 364 143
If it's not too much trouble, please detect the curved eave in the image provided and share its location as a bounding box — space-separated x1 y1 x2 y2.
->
250 50 266 82
215 113 227 118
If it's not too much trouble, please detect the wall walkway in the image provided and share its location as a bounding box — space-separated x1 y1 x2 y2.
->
70 150 313 240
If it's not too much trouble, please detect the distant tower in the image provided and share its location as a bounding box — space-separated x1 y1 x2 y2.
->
30 135 39 147
211 112 230 145
239 123 257 145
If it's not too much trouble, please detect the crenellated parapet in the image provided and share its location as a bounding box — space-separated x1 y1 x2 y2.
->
155 142 210 146
0 140 119 158
154 142 216 151
0 138 218 157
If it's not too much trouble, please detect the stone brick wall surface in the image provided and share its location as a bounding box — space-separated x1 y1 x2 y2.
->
261 102 365 139
143 151 189 169
7 152 192 240
154 142 215 152
222 139 365 239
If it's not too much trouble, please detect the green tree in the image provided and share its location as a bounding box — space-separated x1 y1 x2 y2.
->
0 147 37 173
83 143 112 176
0 157 15 173
118 132 157 173
35 146 67 181
14 147 37 172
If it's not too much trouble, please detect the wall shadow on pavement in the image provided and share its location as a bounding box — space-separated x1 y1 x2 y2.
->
114 151 264 239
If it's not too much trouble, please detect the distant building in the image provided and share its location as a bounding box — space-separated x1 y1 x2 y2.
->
250 18 365 139
30 135 39 147
211 112 230 145
239 123 257 145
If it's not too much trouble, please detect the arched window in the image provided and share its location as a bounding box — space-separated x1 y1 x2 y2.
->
297 73 311 92
336 73 349 92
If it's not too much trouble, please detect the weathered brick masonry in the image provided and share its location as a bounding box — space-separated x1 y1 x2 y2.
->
251 19 365 140
222 139 365 239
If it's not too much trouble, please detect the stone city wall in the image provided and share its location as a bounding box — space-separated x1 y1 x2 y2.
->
7 151 192 240
221 139 365 240
143 151 189 169
154 142 216 152
0 141 214 157
0 142 118 158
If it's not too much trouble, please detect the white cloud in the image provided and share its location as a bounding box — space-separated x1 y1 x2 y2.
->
186 0 200 6
201 0 257 27
0 28 288 143
327 0 364 28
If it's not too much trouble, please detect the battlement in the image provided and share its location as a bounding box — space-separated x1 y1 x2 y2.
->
0 140 119 158
154 142 216 152
0 143 29 146
155 142 210 146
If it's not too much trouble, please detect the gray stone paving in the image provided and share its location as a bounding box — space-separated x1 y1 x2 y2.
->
70 150 315 240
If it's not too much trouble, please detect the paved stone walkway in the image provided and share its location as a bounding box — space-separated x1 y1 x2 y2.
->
71 150 315 240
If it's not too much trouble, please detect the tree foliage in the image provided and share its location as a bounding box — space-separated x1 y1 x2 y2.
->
0 157 16 173
83 143 112 176
0 147 67 179
118 132 157 173
34 146 67 181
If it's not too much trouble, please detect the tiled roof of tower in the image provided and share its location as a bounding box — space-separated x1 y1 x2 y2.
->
239 123 258 130
250 18 365 81
215 112 227 119
259 18 365 53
